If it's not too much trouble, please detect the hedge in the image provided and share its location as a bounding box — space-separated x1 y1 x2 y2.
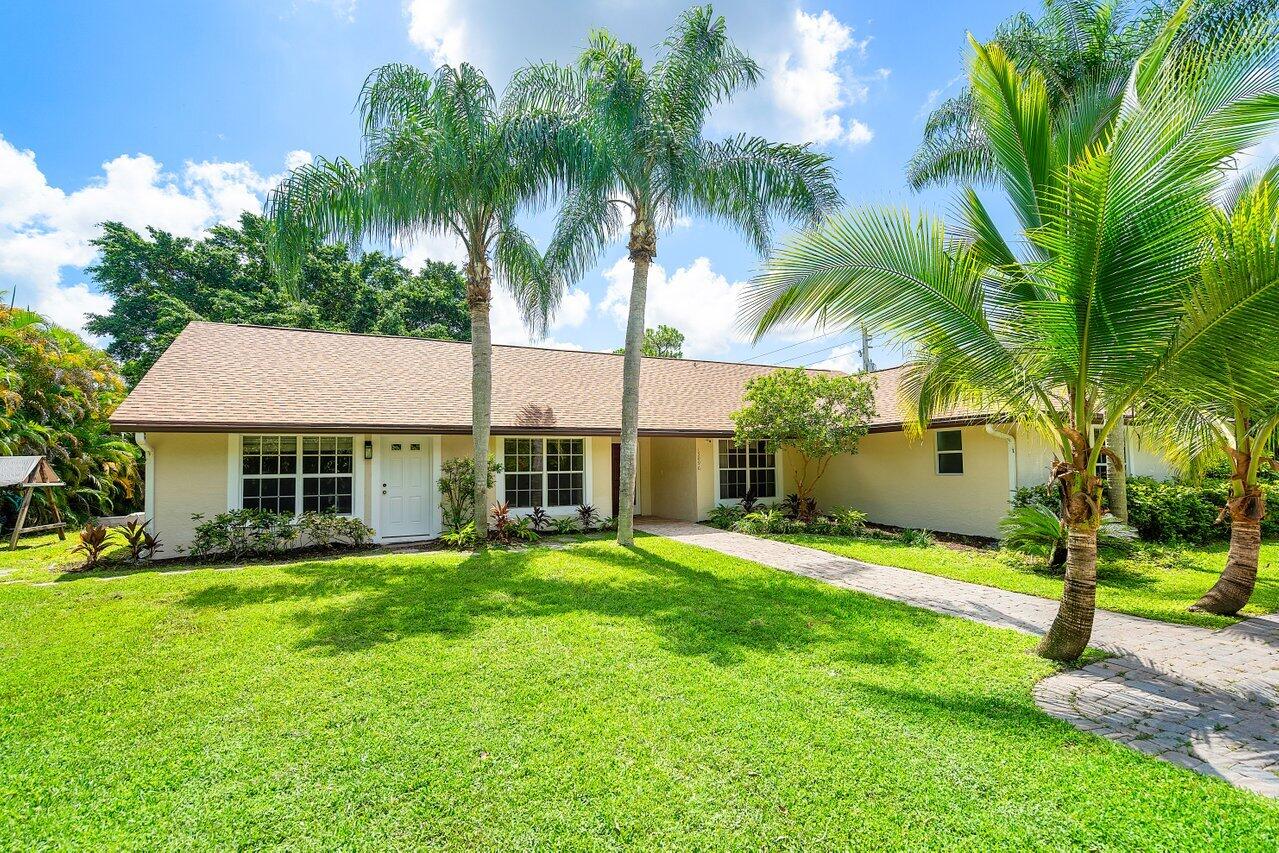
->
1015 477 1279 545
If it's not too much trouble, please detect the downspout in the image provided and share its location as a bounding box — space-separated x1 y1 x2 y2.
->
135 432 156 534
985 424 1017 506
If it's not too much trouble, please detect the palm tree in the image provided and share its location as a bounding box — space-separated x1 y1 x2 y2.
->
267 63 565 533
1141 161 1279 615
908 0 1165 191
741 4 1279 660
506 5 841 544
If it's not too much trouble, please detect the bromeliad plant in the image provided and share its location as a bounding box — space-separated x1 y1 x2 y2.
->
742 4 1279 659
505 5 841 545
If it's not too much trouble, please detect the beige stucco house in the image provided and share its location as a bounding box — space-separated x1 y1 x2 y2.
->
110 322 1172 552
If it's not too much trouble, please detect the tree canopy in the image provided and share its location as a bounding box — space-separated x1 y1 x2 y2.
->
1 302 140 528
613 325 685 358
86 212 470 386
730 368 876 506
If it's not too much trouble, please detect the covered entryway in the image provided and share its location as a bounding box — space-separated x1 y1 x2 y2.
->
377 436 433 539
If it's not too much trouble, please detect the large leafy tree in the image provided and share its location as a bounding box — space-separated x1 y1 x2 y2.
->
1141 162 1279 615
507 4 841 545
612 324 685 358
0 302 140 528
267 63 564 533
742 3 1279 660
86 213 470 387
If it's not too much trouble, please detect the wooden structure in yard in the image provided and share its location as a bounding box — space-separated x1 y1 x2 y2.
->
2 456 65 550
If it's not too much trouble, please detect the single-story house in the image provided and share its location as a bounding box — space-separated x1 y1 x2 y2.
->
109 322 1173 552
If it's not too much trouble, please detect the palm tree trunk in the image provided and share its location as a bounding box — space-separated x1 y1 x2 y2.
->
616 220 655 546
467 259 493 535
1036 527 1097 660
1192 503 1263 616
1107 421 1128 523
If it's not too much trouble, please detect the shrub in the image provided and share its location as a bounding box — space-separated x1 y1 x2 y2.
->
440 522 480 550
999 503 1139 569
509 516 539 543
528 506 551 532
707 504 745 530
118 519 162 560
739 490 761 513
71 522 112 569
598 515 618 531
781 493 817 522
898 528 935 547
1125 477 1238 544
732 508 801 535
438 455 501 533
549 516 579 535
297 511 374 548
576 504 599 531
827 507 867 536
189 509 298 560
489 501 514 544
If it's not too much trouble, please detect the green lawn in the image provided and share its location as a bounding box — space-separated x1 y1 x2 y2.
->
2 536 1277 848
770 533 1279 629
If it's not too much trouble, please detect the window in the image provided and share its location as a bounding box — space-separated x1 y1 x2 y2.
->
502 438 585 509
302 436 354 514
240 435 355 515
1092 426 1111 480
242 436 297 513
717 440 777 501
936 430 964 474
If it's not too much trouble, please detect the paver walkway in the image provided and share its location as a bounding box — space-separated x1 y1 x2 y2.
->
637 518 1279 798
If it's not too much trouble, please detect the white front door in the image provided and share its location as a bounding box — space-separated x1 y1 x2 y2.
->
379 436 431 538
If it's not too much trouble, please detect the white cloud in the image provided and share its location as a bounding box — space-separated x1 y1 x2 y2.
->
0 134 311 337
406 0 469 67
598 256 752 357
487 283 589 351
396 231 468 269
811 343 859 372
768 9 879 148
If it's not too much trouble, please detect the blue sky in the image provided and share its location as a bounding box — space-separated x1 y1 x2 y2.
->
1 0 1027 369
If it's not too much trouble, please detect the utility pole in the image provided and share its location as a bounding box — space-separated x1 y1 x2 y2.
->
858 324 874 373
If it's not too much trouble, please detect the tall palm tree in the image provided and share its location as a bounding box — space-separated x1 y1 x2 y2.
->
506 5 841 544
268 63 565 533
1141 161 1279 615
742 3 1279 660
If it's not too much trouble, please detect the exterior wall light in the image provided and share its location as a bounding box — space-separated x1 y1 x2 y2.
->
364 440 374 460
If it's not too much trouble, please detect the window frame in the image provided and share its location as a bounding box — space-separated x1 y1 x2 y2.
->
713 439 782 505
496 436 592 513
229 434 361 518
935 429 965 476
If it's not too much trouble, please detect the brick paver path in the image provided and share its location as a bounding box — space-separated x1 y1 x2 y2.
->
637 518 1279 797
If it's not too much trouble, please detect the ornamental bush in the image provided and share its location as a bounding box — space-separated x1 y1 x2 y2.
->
1126 477 1279 544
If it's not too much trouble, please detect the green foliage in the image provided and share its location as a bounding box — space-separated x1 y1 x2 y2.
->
85 214 470 387
898 528 936 548
612 325 685 358
706 504 745 530
732 508 802 536
439 456 500 533
528 506 551 532
117 519 163 561
189 510 298 560
509 516 540 544
439 522 481 550
598 515 618 532
1000 503 1138 565
549 516 579 535
1126 477 1279 544
70 522 111 570
575 504 599 531
731 369 876 501
827 507 868 536
0 304 140 528
489 502 515 545
297 512 375 549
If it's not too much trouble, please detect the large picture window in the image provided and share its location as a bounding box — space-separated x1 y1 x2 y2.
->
503 437 585 509
240 435 355 515
717 440 776 501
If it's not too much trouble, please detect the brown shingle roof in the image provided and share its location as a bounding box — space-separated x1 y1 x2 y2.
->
109 322 988 435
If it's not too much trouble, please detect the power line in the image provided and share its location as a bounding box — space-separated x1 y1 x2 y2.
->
740 326 844 363
776 338 856 368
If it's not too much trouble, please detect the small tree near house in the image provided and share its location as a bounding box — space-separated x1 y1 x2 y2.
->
730 368 876 517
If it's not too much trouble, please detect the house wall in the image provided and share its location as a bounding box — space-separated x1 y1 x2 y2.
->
1015 426 1175 491
648 436 699 521
144 432 229 553
812 426 1013 538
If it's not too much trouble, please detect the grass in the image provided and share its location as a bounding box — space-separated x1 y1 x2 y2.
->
2 536 1277 848
770 533 1279 629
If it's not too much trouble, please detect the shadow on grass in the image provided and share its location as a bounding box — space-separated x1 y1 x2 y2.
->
177 537 949 668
